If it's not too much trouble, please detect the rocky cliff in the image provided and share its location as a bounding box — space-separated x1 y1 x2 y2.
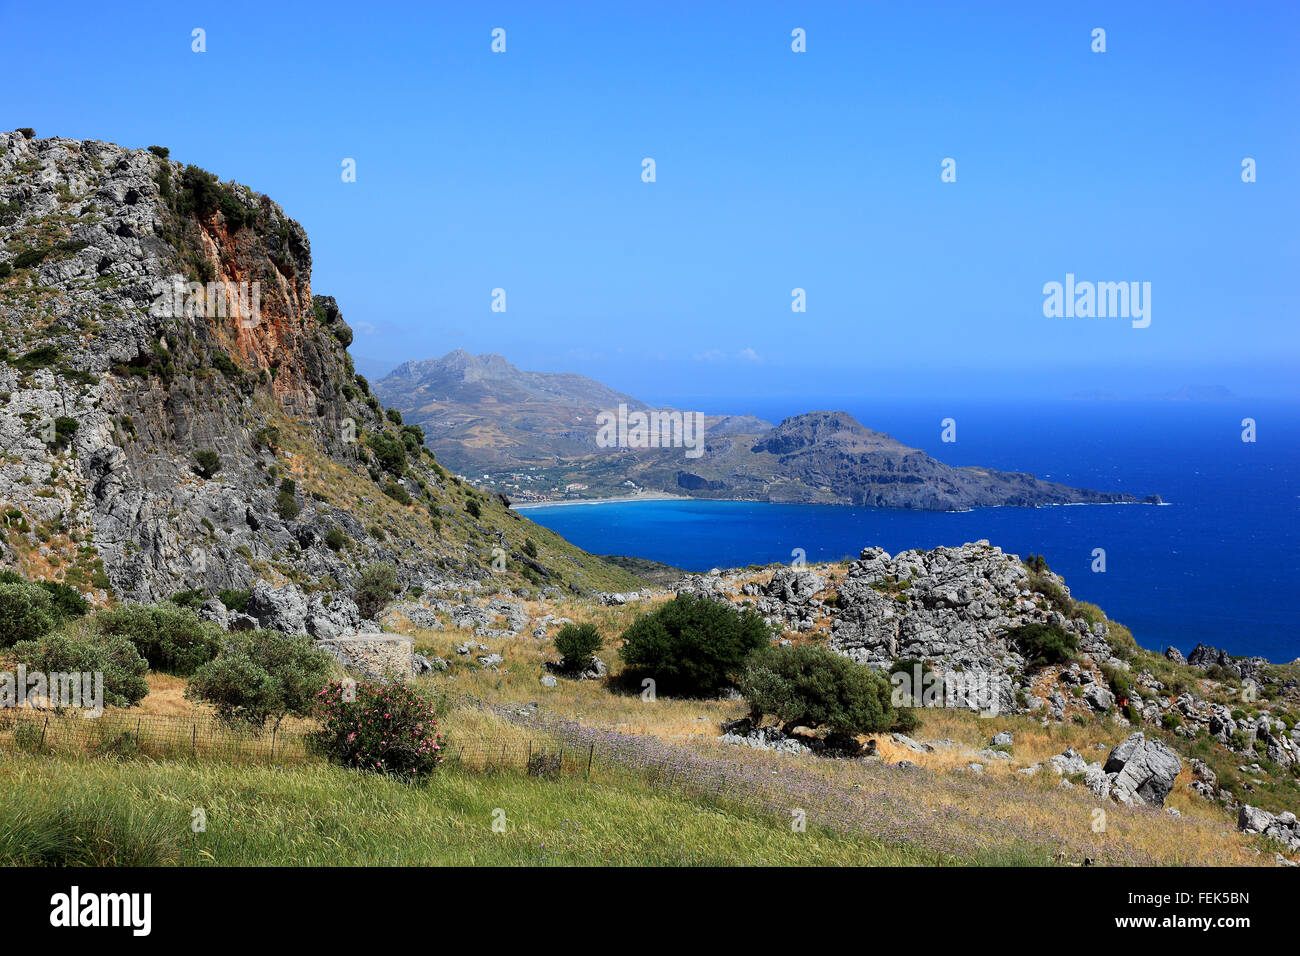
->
0 131 640 615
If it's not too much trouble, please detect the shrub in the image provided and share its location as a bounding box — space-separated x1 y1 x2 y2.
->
217 588 249 613
253 425 280 450
0 581 58 647
211 352 240 378
169 588 206 610
522 538 538 558
310 679 443 777
10 630 149 708
147 145 170 159
17 128 34 139
1101 661 1134 703
554 622 603 672
36 580 89 619
354 562 397 619
383 480 412 505
739 644 904 735
464 498 482 519
0 573 90 621
1161 712 1182 730
13 345 58 369
619 593 771 695
385 407 403 426
275 479 300 519
193 450 222 478
186 629 332 730
324 527 347 551
94 603 223 676
1026 571 1073 615
50 416 78 449
366 432 406 475
1003 622 1078 671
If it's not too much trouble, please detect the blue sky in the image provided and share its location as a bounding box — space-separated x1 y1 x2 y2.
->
3 0 1297 402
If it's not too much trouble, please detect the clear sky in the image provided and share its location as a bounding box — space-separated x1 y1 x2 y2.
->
3 0 1297 402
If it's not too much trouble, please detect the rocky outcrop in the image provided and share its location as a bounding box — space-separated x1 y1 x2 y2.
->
825 541 1108 714
1237 805 1300 853
1184 643 1270 684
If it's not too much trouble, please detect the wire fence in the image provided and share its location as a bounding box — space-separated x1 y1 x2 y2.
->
0 707 597 778
0 708 312 763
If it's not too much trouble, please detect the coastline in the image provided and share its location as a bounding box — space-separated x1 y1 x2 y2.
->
512 492 698 510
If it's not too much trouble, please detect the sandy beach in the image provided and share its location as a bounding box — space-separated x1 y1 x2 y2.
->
512 491 694 510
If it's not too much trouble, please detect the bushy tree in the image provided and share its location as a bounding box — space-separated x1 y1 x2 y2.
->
94 603 223 675
354 562 397 618
739 644 904 735
310 679 443 777
0 572 88 624
186 629 333 730
366 432 406 475
554 622 603 672
11 630 149 708
0 580 58 647
619 593 770 695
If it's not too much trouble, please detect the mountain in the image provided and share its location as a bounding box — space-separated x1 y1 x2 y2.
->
376 354 1151 510
374 350 772 475
0 131 642 610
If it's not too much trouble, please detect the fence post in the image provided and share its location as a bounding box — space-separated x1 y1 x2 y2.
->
39 716 49 753
270 726 277 760
193 723 197 752
136 718 141 747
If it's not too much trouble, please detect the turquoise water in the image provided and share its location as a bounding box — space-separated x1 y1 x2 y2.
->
522 401 1300 663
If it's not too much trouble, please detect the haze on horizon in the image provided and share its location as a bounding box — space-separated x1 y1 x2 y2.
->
6 0 1297 402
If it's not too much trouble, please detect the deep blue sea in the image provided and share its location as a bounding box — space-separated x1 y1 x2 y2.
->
523 400 1300 663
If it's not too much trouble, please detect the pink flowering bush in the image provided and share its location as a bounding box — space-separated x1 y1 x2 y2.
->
310 680 444 777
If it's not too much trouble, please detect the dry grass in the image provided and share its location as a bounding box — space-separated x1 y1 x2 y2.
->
380 592 1281 866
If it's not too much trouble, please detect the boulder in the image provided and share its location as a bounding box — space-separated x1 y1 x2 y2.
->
1048 747 1088 776
246 579 309 634
1083 683 1115 712
1238 804 1275 834
1084 763 1112 800
1104 732 1182 807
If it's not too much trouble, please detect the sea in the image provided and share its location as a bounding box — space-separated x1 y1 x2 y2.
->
521 399 1299 663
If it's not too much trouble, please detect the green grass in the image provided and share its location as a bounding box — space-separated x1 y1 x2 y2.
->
0 754 969 866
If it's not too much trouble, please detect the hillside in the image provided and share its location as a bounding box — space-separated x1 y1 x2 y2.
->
0 131 643 616
375 354 1152 509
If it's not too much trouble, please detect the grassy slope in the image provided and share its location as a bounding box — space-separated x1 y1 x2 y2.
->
0 755 955 866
